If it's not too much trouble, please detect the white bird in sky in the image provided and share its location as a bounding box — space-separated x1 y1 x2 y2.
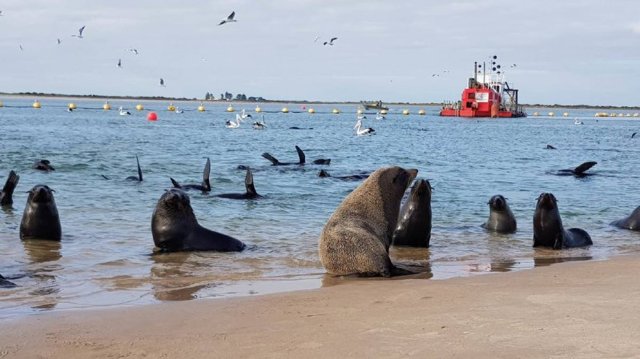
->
218 11 236 25
323 37 338 46
129 48 139 55
72 25 85 38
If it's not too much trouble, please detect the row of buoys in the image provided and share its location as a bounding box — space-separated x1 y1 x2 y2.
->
595 112 640 117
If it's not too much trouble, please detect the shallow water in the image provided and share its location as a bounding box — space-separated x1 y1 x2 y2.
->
1 99 639 318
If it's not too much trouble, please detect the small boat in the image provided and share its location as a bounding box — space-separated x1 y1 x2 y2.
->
119 106 131 116
361 100 388 111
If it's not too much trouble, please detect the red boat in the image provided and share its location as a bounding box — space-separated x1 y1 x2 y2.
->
440 59 526 118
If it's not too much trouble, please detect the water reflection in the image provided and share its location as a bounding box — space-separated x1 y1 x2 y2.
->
22 239 62 310
533 256 593 267
150 252 208 301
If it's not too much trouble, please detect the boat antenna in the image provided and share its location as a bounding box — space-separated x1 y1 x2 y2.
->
474 61 477 84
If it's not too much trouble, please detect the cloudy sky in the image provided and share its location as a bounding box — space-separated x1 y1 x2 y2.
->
1 0 639 106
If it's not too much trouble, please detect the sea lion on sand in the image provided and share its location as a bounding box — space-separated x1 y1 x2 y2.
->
482 195 517 234
214 167 262 199
319 166 418 277
533 192 592 249
0 170 20 206
392 179 432 247
170 157 211 192
125 155 143 181
318 169 369 181
20 185 61 241
611 206 640 231
262 146 330 166
33 159 55 171
554 161 597 177
151 188 245 252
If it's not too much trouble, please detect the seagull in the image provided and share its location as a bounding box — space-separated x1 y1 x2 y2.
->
117 59 122 68
57 38 62 45
72 25 86 38
129 48 139 55
19 44 23 51
0 11 4 16
313 36 320 43
323 37 338 46
160 78 165 87
218 11 236 25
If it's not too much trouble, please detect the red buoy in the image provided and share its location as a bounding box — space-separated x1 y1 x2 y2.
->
147 112 158 121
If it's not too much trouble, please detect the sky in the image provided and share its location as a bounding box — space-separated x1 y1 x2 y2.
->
1 0 639 106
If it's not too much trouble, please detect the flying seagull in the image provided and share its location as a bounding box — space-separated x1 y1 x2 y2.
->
19 44 23 51
72 25 86 38
218 11 236 25
57 38 62 45
323 37 338 46
160 78 165 87
0 10 3 16
117 59 122 68
313 36 320 43
129 48 139 55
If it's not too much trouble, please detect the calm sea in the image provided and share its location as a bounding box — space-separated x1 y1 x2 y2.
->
1 98 639 317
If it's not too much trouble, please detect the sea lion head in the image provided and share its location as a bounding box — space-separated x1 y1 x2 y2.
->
27 185 56 204
411 179 432 201
488 194 508 211
536 192 558 211
156 188 193 216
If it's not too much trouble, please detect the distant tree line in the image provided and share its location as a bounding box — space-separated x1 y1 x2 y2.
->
204 91 265 102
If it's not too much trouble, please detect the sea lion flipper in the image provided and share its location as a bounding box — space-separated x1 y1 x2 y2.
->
261 152 280 165
245 167 258 196
295 145 305 164
202 157 211 191
0 170 20 206
573 161 597 175
170 177 181 188
135 155 143 181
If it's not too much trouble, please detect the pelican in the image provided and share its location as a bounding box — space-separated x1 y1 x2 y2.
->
240 109 252 120
72 25 85 38
375 111 385 120
175 107 184 114
218 11 237 25
226 116 241 128
253 115 266 129
574 118 583 125
119 106 131 116
354 118 375 136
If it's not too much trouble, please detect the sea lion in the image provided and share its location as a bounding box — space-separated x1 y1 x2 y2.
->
0 170 20 206
611 206 640 231
262 146 330 166
20 185 61 241
318 169 369 181
0 274 16 288
214 167 262 199
554 161 597 177
125 155 143 181
392 179 432 247
319 166 418 277
545 144 557 150
33 159 55 171
533 192 592 249
151 188 245 252
170 157 211 192
482 195 517 234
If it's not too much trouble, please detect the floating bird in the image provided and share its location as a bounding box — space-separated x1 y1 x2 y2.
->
72 25 86 38
117 59 122 68
160 78 165 87
240 109 252 120
57 38 62 45
129 48 139 55
323 37 338 46
253 115 266 129
119 106 131 116
354 118 375 136
218 11 236 25
226 117 241 128
375 112 386 120
574 118 583 125
175 107 184 114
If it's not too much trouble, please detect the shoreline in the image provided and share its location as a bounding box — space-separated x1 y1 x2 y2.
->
2 254 640 358
1 92 639 110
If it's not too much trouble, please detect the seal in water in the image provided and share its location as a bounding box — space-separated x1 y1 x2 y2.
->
151 188 245 252
126 155 143 181
0 274 17 288
20 185 62 241
482 194 517 234
533 192 592 249
215 167 262 199
545 144 557 150
262 145 330 166
611 206 640 231
318 169 369 181
0 170 20 206
554 161 597 177
33 159 55 171
170 157 211 192
319 166 418 277
392 179 432 247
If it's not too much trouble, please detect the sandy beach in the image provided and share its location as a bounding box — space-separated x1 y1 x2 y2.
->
1 255 639 358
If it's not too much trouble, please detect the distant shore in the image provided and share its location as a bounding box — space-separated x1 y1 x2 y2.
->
1 92 638 110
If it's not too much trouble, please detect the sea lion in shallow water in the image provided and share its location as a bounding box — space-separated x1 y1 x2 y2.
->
151 188 245 252
482 195 517 234
554 161 597 177
33 159 55 171
170 157 211 192
125 155 143 181
392 179 432 247
318 169 369 181
0 170 20 206
611 206 640 231
20 185 61 241
533 193 592 249
214 167 262 199
262 146 330 166
319 166 418 277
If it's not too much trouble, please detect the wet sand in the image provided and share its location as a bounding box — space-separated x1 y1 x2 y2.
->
1 255 640 358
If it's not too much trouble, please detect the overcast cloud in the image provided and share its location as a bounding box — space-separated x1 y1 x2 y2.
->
0 0 638 106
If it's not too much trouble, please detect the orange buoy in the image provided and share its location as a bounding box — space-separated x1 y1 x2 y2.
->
147 112 158 121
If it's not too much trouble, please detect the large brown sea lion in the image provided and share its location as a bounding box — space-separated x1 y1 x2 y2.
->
611 206 640 231
20 185 61 241
318 166 418 277
533 193 592 249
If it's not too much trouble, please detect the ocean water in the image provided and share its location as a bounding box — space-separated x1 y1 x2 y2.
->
1 98 639 317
